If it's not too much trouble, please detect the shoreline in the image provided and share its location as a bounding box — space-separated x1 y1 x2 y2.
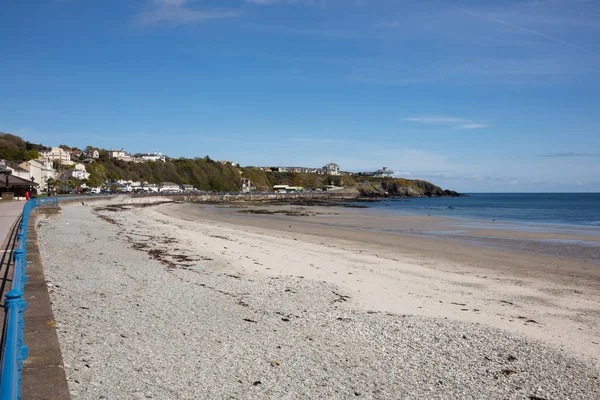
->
155 202 600 359
186 201 600 265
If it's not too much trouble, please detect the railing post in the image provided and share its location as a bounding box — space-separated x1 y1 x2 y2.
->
0 289 26 400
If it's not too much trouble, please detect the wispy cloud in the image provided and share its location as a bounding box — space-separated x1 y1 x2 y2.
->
290 137 353 144
455 123 491 130
465 9 598 56
403 116 491 130
136 0 239 26
403 116 467 125
539 152 600 158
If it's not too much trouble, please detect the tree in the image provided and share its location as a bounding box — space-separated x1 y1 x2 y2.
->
24 150 40 161
85 175 101 188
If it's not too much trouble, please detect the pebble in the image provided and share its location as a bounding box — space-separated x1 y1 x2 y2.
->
38 205 600 399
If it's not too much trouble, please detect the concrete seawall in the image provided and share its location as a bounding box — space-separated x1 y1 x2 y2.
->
22 207 71 399
127 191 359 204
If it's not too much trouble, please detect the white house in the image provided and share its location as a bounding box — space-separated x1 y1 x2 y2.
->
273 185 304 193
140 152 166 162
83 149 99 159
5 164 30 180
145 183 160 193
3 159 56 193
59 169 89 181
372 167 394 178
159 182 181 192
109 148 127 159
323 162 340 176
73 163 87 172
24 159 55 191
40 147 73 165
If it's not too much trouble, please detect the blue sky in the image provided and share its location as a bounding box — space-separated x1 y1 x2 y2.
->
1 0 599 192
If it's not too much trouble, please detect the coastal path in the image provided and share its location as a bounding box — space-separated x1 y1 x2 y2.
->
0 200 24 307
0 201 23 249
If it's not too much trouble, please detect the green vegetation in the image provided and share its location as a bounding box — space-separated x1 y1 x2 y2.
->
1 131 461 197
0 133 48 161
86 158 242 192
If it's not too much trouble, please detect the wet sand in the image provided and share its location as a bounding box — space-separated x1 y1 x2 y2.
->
157 202 600 361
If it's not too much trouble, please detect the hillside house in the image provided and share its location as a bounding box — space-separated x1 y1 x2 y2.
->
140 152 165 162
83 149 99 159
109 148 127 159
323 162 340 176
40 147 73 165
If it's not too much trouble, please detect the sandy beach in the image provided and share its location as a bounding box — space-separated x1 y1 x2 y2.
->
37 200 600 399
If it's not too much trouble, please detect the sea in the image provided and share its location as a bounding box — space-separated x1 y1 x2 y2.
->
353 193 600 262
359 193 600 228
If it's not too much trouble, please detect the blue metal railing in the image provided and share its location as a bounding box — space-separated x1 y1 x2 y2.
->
0 199 36 400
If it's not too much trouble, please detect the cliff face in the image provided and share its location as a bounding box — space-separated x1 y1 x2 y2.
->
243 172 463 198
356 179 463 198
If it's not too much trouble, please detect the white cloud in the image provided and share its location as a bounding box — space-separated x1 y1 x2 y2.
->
403 116 467 125
154 0 189 6
404 116 491 130
136 0 239 26
455 123 491 130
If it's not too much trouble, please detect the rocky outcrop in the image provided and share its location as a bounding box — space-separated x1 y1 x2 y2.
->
357 179 463 198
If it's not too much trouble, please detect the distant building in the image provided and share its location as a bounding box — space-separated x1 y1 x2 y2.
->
356 167 395 178
370 167 394 178
140 152 166 163
159 182 181 192
59 169 89 181
73 163 87 172
40 147 72 165
323 163 340 176
257 166 328 174
109 148 127 159
4 159 55 192
241 178 252 193
218 160 236 166
145 183 160 193
273 185 304 193
83 149 99 159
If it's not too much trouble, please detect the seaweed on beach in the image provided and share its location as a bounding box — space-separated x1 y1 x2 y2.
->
237 209 314 217
288 199 372 208
95 213 118 225
94 201 173 213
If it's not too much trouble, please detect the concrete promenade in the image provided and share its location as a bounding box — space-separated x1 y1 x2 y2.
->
0 200 23 309
0 200 24 248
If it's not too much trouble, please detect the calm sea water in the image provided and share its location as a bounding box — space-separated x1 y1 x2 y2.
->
359 193 600 228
